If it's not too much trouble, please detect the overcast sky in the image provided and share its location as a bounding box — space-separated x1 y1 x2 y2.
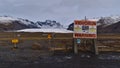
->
0 0 120 25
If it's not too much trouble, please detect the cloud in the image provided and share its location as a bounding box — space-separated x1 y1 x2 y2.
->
0 0 120 25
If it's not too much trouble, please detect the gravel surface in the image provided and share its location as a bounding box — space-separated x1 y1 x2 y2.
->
0 51 120 68
0 45 120 68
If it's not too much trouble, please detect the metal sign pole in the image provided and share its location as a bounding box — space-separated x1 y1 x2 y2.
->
74 38 78 54
94 39 98 55
14 43 17 48
52 33 55 54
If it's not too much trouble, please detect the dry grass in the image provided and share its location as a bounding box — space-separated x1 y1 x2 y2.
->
0 32 120 68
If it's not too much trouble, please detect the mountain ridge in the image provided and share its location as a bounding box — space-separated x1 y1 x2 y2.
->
0 16 64 31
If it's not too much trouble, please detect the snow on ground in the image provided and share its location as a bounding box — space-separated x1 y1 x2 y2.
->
17 28 73 33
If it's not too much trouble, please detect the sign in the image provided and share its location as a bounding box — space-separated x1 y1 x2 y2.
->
74 20 97 38
76 39 81 44
48 34 52 39
12 39 19 44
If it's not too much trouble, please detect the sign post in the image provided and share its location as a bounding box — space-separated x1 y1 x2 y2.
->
73 20 97 54
48 34 52 39
77 39 81 44
48 34 52 51
12 38 19 49
94 39 98 55
74 39 78 54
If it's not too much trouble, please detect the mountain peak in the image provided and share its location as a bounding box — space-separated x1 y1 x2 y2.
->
35 20 63 29
97 15 120 26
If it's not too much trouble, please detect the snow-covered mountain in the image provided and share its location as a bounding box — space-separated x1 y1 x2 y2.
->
0 16 35 25
35 20 63 29
97 16 120 26
0 16 37 30
0 16 64 31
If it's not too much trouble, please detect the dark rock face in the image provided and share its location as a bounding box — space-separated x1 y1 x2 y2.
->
98 21 120 34
0 20 37 32
67 23 74 31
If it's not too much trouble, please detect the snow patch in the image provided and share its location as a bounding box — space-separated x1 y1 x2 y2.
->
17 28 73 33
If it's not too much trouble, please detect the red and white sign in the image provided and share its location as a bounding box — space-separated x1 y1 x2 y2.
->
74 20 97 38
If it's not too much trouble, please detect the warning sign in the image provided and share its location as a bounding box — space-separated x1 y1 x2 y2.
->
74 20 97 38
12 39 19 44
